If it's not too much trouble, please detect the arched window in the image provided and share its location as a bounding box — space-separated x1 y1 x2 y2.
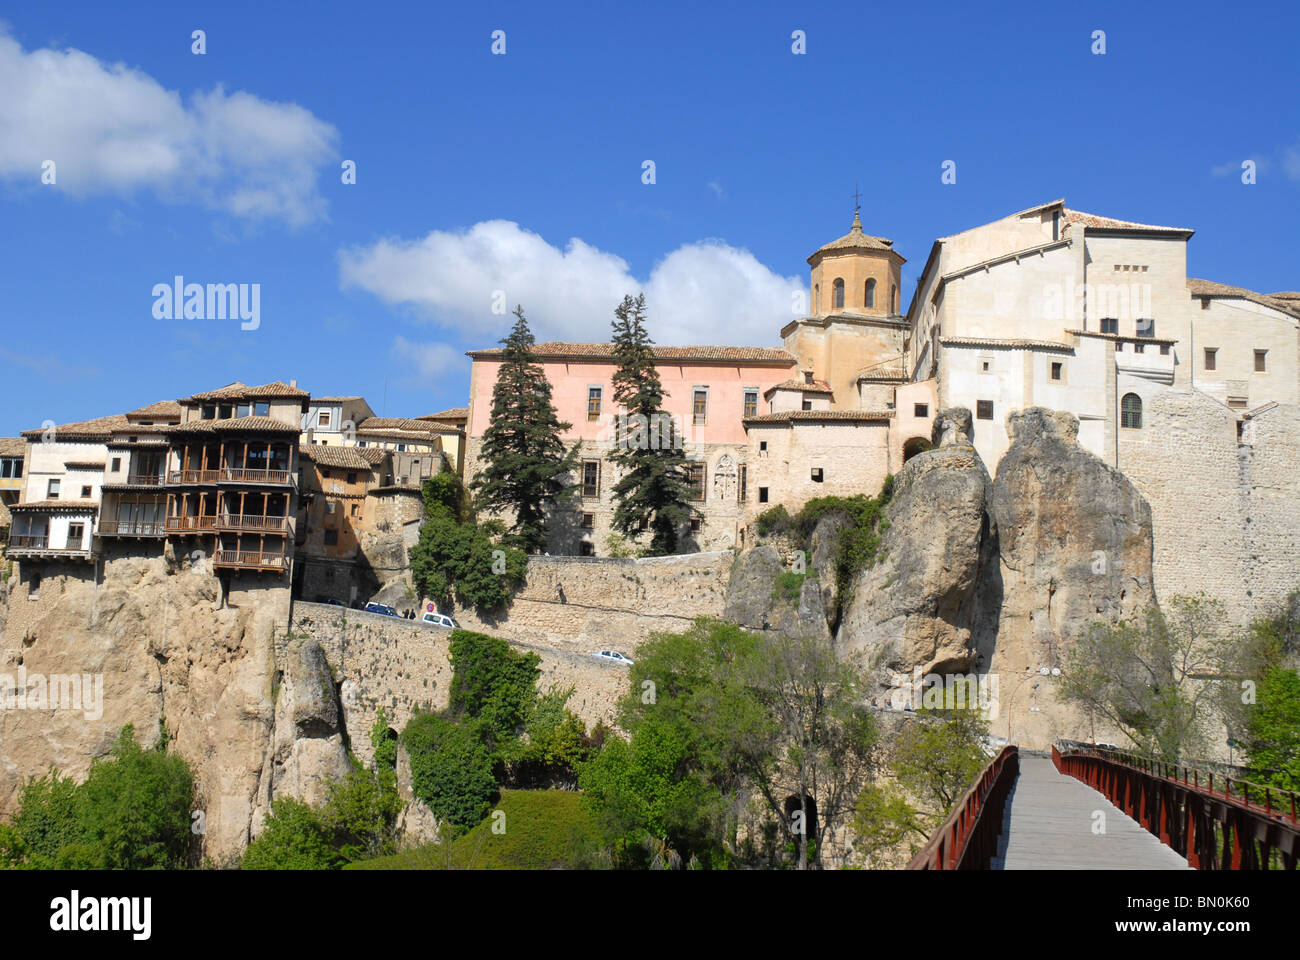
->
1121 393 1143 429
833 278 844 310
890 284 898 313
864 278 876 308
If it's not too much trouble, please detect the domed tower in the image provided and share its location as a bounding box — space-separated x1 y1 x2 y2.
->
807 210 905 318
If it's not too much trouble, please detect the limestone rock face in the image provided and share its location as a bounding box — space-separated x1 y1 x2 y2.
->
722 544 831 641
809 512 849 630
984 409 1156 691
836 437 996 692
932 406 974 448
0 549 352 866
394 742 439 848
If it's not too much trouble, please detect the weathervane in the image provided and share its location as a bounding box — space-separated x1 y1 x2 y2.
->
851 183 862 216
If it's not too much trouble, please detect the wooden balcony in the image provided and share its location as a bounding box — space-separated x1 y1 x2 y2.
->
164 515 217 533
168 469 220 485
215 514 290 534
99 520 167 537
6 535 93 560
8 534 47 549
125 473 167 486
220 467 293 486
214 550 287 571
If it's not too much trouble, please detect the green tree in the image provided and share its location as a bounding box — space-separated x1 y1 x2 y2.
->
1244 668 1300 791
1 769 82 869
73 724 195 870
401 713 497 829
891 707 990 823
447 629 541 746
1060 596 1232 760
470 305 578 553
242 797 340 870
607 293 696 555
849 784 927 868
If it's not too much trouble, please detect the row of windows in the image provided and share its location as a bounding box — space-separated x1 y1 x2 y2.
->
0 457 22 479
200 401 271 420
580 459 751 503
586 387 763 424
43 479 94 499
972 395 1146 428
1204 348 1268 373
821 278 899 312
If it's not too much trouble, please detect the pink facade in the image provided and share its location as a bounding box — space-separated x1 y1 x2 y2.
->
468 356 795 444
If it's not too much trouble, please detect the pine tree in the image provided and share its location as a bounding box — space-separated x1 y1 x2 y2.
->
608 293 697 555
471 305 577 553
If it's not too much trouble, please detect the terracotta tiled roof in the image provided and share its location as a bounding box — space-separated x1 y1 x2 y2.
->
1062 208 1193 235
1188 279 1300 319
807 211 898 264
181 381 310 403
1268 291 1300 301
62 461 105 470
11 499 98 512
940 336 1075 352
111 423 170 434
418 408 468 421
356 417 461 437
355 447 387 464
167 416 299 435
310 396 364 403
744 410 894 425
856 366 908 382
466 343 796 364
300 445 376 470
0 438 25 457
125 400 182 420
763 378 833 397
21 414 128 440
1067 329 1178 346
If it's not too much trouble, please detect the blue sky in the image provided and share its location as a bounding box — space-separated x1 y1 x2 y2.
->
2 0 1297 435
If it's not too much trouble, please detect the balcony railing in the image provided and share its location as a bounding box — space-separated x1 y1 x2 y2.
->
168 469 220 485
99 520 167 537
215 514 290 533
124 473 166 486
6 535 91 554
164 515 217 533
214 550 287 570
220 467 292 485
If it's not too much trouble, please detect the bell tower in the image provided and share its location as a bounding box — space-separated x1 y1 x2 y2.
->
807 209 905 318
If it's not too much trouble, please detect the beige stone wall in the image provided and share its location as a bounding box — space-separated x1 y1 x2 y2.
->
744 420 892 517
809 250 902 318
1190 299 1300 407
782 318 907 412
1237 404 1300 618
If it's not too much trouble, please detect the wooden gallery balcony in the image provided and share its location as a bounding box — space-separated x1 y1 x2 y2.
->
214 550 288 572
98 520 167 537
164 515 217 534
215 514 291 534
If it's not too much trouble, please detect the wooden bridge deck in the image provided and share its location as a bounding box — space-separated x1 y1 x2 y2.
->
991 757 1192 870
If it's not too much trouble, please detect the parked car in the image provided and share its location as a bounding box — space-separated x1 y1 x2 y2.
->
594 650 634 665
322 598 345 608
420 611 459 629
364 601 400 618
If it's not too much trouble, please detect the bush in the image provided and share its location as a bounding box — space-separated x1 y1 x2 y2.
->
448 629 541 746
772 570 806 603
755 504 792 537
242 797 340 870
402 713 497 829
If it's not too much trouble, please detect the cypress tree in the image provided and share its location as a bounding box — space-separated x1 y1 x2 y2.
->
471 305 577 553
608 293 697 555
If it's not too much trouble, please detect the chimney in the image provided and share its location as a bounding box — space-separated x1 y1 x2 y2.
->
290 379 297 388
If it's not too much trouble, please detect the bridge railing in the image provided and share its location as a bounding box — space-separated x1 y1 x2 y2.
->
1053 742 1299 870
906 745 1019 870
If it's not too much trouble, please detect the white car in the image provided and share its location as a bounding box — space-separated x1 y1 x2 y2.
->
420 611 459 629
594 650 634 665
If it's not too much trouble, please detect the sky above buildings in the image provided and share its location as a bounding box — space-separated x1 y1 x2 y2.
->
1 0 1297 434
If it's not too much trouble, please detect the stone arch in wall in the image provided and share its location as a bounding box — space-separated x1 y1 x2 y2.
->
783 793 819 842
902 436 933 463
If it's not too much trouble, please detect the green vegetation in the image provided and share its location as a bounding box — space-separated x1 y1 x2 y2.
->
345 789 598 870
447 629 541 746
469 305 579 553
0 725 195 870
607 293 697 555
1060 595 1233 761
772 570 806 603
401 712 498 828
409 471 527 613
578 618 880 869
1244 668 1300 791
753 478 895 622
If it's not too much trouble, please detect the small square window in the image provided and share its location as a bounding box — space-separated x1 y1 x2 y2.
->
324 529 338 545
743 389 758 418
112 457 121 472
981 360 991 372
689 517 701 532
1050 362 1062 381
347 472 357 484
914 403 929 418
1100 318 1118 335
1204 348 1217 371
801 399 812 411
810 467 824 483
47 478 60 497
1115 341 1123 352
1227 397 1248 410
638 516 649 532
29 571 41 599
319 410 332 427
350 504 359 517
1255 350 1267 372
254 402 270 417
1159 344 1170 356
976 400 994 421
1134 343 1145 354
758 487 769 503
80 485 91 498
581 512 594 529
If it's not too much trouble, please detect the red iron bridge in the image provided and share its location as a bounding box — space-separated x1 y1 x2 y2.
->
907 741 1299 870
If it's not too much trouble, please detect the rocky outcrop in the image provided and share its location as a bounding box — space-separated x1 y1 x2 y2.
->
983 409 1156 744
836 438 996 694
723 544 832 641
0 547 352 866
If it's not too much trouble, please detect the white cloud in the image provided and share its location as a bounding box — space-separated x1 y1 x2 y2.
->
339 220 806 346
392 336 462 378
0 30 338 226
706 179 725 200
